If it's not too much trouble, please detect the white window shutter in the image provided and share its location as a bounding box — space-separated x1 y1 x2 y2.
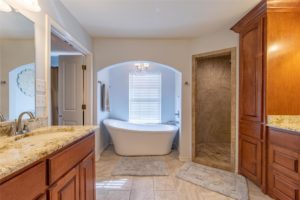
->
129 73 162 123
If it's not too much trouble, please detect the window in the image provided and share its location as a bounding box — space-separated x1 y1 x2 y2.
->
129 73 161 123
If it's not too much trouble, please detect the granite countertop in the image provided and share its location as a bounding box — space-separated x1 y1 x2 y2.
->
267 115 300 132
0 126 98 180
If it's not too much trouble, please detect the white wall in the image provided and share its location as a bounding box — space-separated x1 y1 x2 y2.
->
109 62 176 123
93 30 238 161
190 30 238 55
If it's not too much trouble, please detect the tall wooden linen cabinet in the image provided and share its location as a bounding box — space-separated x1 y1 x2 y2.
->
232 0 300 196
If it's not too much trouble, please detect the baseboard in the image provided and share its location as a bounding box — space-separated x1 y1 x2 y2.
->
95 153 100 161
96 143 110 161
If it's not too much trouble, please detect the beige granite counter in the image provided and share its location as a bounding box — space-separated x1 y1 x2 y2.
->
268 115 300 132
0 126 97 180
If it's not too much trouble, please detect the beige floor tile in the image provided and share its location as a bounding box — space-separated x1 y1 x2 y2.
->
105 190 130 200
155 190 185 200
154 176 176 191
96 189 108 200
132 177 154 190
106 177 133 190
129 190 155 200
96 145 273 200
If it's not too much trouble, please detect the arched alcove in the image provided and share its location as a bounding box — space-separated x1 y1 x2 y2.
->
96 61 182 156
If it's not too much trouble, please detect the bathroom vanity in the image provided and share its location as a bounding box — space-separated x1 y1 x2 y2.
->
232 0 300 199
0 126 96 200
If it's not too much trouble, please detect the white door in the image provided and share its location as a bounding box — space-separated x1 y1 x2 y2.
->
58 55 84 125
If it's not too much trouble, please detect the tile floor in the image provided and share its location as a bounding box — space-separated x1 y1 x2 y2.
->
96 146 272 200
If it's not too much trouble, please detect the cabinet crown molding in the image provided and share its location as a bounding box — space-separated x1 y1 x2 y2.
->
231 0 300 33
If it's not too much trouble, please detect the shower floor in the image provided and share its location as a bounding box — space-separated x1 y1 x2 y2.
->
194 143 232 171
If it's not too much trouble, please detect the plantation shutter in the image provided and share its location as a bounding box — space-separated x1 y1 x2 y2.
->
129 73 161 123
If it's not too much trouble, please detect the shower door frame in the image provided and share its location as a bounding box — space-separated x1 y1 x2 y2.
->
192 47 237 172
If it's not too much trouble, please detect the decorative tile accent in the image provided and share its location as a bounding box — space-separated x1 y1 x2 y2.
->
268 115 300 132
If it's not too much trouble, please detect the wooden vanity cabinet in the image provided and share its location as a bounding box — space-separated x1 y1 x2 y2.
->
49 166 80 200
0 162 47 200
79 152 95 200
267 127 300 200
232 1 266 189
0 132 95 200
232 1 300 195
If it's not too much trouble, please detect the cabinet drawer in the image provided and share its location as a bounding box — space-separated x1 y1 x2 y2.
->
0 162 46 200
48 134 94 184
269 170 300 200
269 128 300 152
240 121 262 140
269 144 300 180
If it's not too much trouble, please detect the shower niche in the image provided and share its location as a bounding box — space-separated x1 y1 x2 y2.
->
192 48 236 172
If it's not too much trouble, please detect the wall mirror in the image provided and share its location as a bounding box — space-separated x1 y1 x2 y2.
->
0 10 35 122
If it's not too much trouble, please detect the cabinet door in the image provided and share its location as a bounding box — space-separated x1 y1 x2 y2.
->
239 19 264 122
35 193 46 200
49 166 80 200
80 152 95 200
239 135 262 185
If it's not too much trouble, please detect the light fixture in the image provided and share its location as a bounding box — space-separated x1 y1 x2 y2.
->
269 43 281 53
135 62 150 72
0 0 12 12
11 0 41 12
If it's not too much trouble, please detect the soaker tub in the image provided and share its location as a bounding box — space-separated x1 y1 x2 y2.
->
103 119 178 156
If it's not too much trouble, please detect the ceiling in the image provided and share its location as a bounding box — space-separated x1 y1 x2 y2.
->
60 0 261 39
0 11 34 39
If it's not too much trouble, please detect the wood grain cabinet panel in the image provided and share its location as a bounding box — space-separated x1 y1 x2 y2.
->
239 135 262 185
268 128 300 200
239 20 263 123
269 144 299 180
49 166 80 200
233 7 265 189
0 162 46 200
80 152 95 200
35 193 47 200
239 120 262 140
269 170 300 200
48 134 94 184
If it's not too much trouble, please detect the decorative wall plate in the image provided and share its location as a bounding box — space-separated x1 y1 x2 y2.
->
17 68 35 97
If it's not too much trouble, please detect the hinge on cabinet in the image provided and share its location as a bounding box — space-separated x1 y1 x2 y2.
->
82 104 87 110
82 65 87 70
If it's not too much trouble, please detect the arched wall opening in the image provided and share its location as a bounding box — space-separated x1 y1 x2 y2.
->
96 61 182 155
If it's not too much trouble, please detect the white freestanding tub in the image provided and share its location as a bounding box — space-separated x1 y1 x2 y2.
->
103 119 178 156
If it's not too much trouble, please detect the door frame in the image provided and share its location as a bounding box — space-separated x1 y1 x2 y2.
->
192 47 237 172
46 15 94 125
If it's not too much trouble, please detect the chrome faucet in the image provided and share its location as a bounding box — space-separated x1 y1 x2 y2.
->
16 112 35 134
0 113 5 122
